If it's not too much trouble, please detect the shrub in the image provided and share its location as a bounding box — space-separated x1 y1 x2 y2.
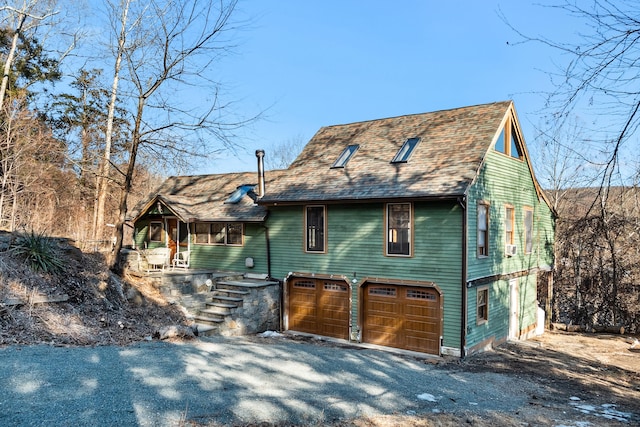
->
12 232 65 274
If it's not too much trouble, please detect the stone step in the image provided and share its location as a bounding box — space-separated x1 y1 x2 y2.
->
202 304 235 315
193 315 225 325
205 301 237 308
217 279 279 287
212 295 244 303
214 288 249 296
193 323 218 337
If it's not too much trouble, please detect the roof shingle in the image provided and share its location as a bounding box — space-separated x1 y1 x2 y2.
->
259 101 513 204
132 170 288 223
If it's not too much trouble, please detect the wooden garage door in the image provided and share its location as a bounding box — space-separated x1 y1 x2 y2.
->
363 284 441 354
288 278 349 339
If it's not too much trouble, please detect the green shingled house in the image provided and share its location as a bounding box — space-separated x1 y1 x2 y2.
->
258 100 554 357
131 101 554 357
131 168 287 276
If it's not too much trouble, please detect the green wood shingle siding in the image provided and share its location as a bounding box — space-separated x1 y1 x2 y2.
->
464 149 554 350
268 201 463 349
466 272 538 347
133 219 269 273
189 223 268 273
467 151 554 281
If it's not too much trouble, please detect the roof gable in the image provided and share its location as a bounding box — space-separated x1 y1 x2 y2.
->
260 101 514 204
131 170 288 223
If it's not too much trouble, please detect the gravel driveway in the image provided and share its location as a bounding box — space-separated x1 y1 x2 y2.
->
0 334 584 426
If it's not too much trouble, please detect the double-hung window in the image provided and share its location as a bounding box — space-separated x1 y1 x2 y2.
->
477 202 489 257
386 203 411 256
305 205 326 252
149 221 163 242
524 207 534 254
194 222 243 246
505 205 515 245
477 286 489 324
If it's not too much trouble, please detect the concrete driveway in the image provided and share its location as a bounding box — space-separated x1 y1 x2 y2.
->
0 334 544 426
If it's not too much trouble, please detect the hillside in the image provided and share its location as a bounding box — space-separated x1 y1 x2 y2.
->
0 232 187 346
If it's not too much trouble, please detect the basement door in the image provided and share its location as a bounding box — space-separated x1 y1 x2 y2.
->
362 283 441 355
287 277 350 340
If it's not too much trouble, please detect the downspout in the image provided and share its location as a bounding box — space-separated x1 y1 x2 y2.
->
458 195 468 358
263 221 272 279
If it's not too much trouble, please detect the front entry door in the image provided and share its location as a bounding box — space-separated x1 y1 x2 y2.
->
167 218 178 262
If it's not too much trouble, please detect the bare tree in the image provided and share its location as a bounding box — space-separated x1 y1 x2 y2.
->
530 117 596 212
0 92 66 232
505 1 640 190
106 0 254 270
93 0 132 242
502 1 640 333
264 134 306 170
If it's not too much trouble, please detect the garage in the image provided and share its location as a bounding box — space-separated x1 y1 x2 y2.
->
362 282 442 355
287 277 350 340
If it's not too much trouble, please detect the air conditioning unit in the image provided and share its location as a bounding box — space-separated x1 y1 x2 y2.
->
505 244 517 257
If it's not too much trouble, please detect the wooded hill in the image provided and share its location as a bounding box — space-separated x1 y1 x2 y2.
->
549 186 640 334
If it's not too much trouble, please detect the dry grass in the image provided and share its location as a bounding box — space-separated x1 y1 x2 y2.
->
0 233 187 346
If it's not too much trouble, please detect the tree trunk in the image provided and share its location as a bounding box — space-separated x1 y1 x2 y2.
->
0 14 27 109
95 0 130 241
110 96 142 272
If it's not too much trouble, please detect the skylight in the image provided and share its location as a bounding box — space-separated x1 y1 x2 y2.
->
225 184 255 204
391 137 420 163
331 144 359 168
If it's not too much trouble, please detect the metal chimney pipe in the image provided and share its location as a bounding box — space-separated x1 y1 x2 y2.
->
256 149 265 198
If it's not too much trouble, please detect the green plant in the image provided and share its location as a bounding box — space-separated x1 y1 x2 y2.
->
12 232 65 274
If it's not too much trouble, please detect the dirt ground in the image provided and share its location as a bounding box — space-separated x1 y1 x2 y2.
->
447 331 640 426
0 236 187 346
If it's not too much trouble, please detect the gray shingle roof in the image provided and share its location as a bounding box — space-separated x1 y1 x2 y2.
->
132 170 288 223
259 101 513 204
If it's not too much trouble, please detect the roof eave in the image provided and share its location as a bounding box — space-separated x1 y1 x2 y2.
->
259 193 466 206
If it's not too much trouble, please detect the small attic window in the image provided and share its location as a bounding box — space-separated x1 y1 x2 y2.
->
391 137 420 163
495 118 523 159
225 184 255 204
332 144 359 168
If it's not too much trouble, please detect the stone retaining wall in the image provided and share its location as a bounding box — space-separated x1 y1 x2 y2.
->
216 283 280 336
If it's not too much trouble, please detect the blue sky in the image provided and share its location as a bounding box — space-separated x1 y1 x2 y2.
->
186 1 578 174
